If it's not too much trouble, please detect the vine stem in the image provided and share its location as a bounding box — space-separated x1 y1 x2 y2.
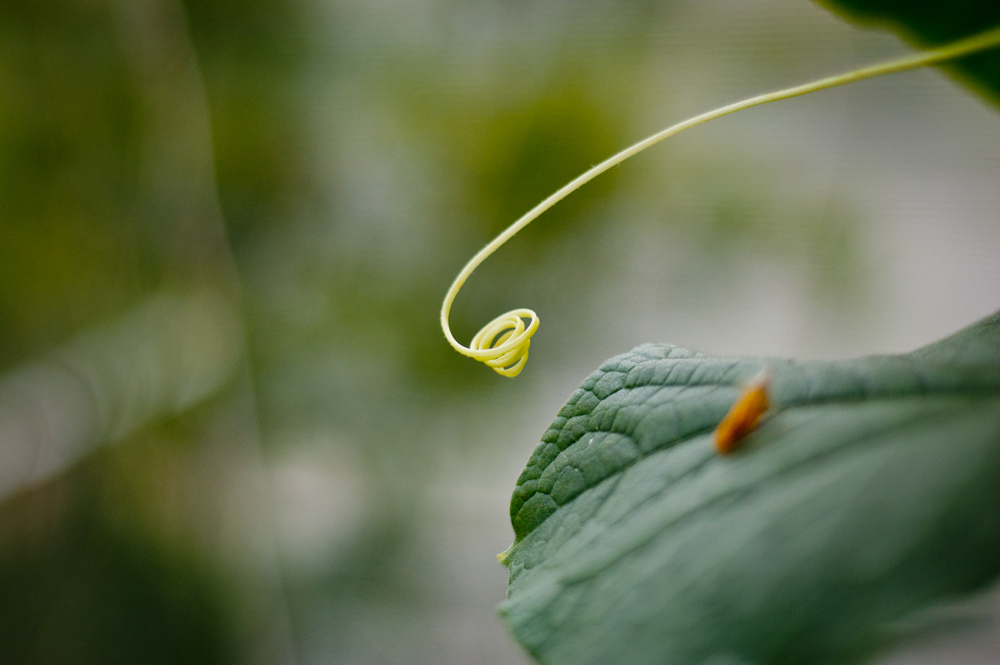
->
441 26 1000 377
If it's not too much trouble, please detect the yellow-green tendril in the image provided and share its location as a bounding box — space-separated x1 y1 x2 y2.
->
441 26 1000 377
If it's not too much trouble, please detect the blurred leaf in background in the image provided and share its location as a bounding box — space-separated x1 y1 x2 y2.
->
821 0 1000 102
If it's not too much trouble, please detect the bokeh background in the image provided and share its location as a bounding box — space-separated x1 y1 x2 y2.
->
1 0 999 663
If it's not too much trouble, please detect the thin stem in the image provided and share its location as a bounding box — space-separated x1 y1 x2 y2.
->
441 26 1000 377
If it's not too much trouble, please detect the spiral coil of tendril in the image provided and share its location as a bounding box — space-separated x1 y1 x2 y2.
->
468 308 540 377
440 26 1000 378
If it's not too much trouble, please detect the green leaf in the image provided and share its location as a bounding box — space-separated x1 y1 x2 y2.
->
500 310 1000 665
817 0 1000 104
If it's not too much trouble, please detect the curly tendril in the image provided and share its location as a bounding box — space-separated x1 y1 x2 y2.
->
441 26 1000 377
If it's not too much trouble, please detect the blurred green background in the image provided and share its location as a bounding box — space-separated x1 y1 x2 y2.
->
1 0 999 663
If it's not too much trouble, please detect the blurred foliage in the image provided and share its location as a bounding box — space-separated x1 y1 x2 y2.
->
180 0 311 248
0 0 240 660
0 455 229 665
0 0 160 366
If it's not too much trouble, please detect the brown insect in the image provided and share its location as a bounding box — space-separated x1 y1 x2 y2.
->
714 371 771 455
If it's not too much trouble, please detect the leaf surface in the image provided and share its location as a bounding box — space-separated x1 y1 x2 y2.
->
818 0 1000 104
500 311 1000 665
